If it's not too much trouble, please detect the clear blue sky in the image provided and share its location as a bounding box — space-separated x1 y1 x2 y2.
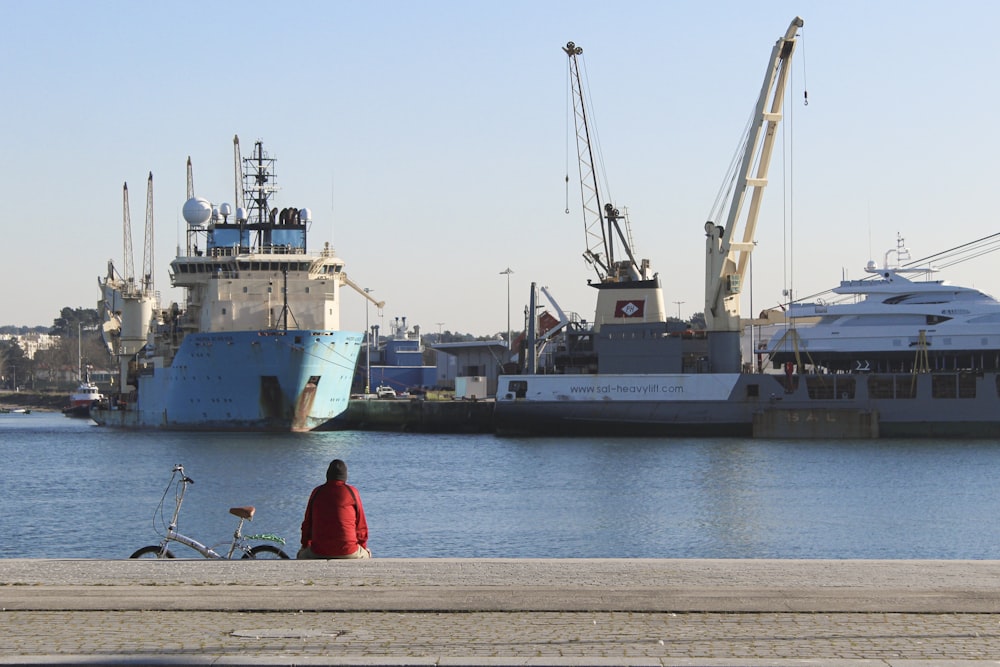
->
3 1 998 336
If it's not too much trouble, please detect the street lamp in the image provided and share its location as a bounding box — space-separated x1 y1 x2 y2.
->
673 300 685 321
364 288 373 394
499 268 513 350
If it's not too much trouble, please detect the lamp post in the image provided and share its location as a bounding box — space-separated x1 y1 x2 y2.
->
499 268 513 350
364 288 373 394
673 300 685 322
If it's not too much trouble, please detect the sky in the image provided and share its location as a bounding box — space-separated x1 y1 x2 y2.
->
3 1 999 337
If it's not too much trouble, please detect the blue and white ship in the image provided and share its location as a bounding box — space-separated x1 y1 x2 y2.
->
93 137 372 431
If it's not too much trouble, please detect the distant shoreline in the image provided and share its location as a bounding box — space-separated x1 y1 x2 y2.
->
0 391 67 412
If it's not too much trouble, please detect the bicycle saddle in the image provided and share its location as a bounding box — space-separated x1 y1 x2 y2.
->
229 506 256 520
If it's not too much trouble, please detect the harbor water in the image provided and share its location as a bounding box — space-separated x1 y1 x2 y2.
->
3 411 999 560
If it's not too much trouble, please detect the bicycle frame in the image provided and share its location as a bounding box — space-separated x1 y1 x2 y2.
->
146 464 283 559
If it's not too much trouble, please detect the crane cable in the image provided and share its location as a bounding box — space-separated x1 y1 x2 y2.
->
565 60 573 215
565 61 571 214
799 24 809 106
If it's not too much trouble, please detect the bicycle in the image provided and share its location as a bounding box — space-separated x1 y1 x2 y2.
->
130 464 289 559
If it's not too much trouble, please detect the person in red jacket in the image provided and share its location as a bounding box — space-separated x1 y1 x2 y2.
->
298 459 371 559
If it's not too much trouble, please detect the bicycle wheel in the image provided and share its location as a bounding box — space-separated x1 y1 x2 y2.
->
129 545 175 559
242 544 289 559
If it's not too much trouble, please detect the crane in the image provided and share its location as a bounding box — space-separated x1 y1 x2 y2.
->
703 17 803 371
141 172 154 295
563 41 664 332
233 134 245 213
564 41 647 285
121 181 136 295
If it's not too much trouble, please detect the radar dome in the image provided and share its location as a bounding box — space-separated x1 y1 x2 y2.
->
219 202 232 217
182 197 212 227
299 207 312 223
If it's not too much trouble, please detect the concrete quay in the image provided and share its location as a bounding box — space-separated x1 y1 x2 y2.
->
4 558 1000 665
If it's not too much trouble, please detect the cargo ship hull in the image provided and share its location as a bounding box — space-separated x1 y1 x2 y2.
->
92 330 361 432
495 371 1000 439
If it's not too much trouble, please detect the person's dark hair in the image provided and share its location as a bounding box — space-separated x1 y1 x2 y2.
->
327 459 348 481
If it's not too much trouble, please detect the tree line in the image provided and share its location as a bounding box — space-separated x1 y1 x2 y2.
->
0 307 106 391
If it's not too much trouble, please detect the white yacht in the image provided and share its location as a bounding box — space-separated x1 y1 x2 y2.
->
766 247 1000 373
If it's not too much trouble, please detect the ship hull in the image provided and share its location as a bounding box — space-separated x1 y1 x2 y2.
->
495 371 1000 438
92 330 362 432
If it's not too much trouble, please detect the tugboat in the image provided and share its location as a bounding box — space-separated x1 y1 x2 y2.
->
63 326 104 419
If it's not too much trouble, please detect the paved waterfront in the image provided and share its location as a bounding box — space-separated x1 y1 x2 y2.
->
4 559 1000 665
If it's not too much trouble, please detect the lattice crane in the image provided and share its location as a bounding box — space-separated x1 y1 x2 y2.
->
141 172 154 295
564 41 647 284
121 181 136 295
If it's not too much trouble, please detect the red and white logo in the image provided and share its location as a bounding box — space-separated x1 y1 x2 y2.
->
614 300 645 318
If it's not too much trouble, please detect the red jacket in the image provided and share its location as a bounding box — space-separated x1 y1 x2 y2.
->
300 480 368 556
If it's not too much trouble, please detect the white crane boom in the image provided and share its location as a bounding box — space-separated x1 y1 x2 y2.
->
341 273 386 309
141 172 154 295
704 17 802 337
121 182 136 291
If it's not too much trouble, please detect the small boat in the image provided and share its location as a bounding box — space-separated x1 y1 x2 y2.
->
64 326 104 419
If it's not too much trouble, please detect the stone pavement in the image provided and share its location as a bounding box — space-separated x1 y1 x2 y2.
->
4 559 1000 665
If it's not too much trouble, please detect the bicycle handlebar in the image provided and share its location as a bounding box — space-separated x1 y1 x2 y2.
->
172 464 194 485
